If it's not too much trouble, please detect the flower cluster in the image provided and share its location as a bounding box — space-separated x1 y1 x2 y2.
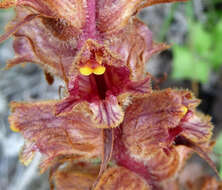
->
0 0 219 189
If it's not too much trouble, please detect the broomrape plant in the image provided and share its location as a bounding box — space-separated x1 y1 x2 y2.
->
0 0 221 189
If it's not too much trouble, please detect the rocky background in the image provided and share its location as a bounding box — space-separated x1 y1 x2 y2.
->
0 1 221 189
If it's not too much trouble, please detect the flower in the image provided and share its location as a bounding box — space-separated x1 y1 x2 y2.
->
8 89 215 189
0 0 175 128
9 101 103 172
112 89 215 188
2 0 216 189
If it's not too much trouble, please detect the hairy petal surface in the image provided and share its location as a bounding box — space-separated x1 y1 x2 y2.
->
94 167 151 190
121 89 213 159
122 89 188 159
105 18 169 80
89 95 124 128
112 89 215 185
113 127 190 186
5 7 79 78
54 162 151 190
97 0 187 33
54 162 100 190
201 177 222 190
9 101 103 171
180 112 213 143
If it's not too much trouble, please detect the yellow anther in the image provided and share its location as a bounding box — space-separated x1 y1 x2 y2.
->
93 65 106 75
79 66 93 76
10 124 20 132
180 106 188 115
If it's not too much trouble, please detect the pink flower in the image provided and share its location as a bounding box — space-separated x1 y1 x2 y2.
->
8 89 215 189
0 0 174 128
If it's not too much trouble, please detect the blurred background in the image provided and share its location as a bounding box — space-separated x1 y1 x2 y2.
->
0 0 221 189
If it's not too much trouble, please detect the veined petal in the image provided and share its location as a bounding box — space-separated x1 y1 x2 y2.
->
106 18 169 80
6 37 43 68
113 128 187 185
4 7 79 79
97 0 187 34
121 89 187 159
121 88 214 159
54 162 151 190
0 13 39 43
145 147 180 181
3 0 86 28
54 161 100 190
97 0 141 33
19 141 36 166
180 112 213 143
95 167 151 190
201 177 222 190
40 0 86 28
9 101 103 171
138 0 188 11
89 95 124 128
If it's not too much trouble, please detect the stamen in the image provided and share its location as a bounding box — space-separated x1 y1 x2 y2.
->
79 57 106 76
79 66 93 76
180 106 188 116
93 65 106 75
10 123 20 132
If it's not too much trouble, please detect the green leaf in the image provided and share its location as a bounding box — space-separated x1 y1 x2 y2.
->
210 20 222 70
214 133 222 178
189 22 212 57
214 133 222 154
171 45 210 83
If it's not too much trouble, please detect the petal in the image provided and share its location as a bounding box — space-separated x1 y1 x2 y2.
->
106 18 169 80
54 163 151 190
179 90 201 109
180 112 213 143
97 0 141 33
54 161 100 190
97 0 187 33
6 36 43 68
89 95 124 128
121 89 188 159
0 13 39 44
9 101 103 171
175 136 219 177
14 0 86 28
16 0 56 17
41 0 86 28
95 167 151 190
138 0 188 10
113 127 190 185
19 141 36 166
201 177 222 190
145 148 180 181
5 6 79 79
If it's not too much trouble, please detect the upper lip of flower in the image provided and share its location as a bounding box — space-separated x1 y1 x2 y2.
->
0 0 170 77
